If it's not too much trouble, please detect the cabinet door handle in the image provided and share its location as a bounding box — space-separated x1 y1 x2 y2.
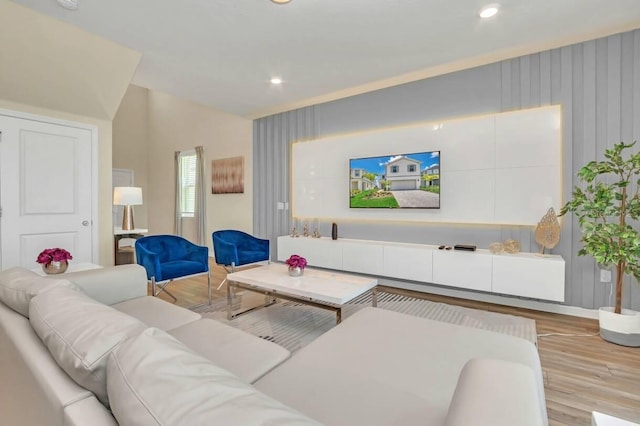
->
82 220 90 226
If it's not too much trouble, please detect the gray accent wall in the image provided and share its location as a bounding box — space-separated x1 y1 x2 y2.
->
254 29 640 311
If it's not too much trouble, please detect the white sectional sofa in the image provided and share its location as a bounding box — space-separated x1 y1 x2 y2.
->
0 264 548 425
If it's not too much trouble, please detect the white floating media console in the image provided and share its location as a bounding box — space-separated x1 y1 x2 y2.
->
278 236 565 302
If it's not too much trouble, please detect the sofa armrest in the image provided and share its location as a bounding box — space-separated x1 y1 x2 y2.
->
185 243 209 268
64 396 118 426
58 265 147 306
445 358 547 426
213 237 239 266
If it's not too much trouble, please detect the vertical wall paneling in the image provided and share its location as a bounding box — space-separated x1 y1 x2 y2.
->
500 61 511 110
582 40 597 309
520 55 532 106
253 29 640 311
253 107 317 260
511 59 521 108
539 50 552 105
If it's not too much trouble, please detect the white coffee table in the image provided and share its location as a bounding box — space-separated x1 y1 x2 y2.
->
226 263 378 324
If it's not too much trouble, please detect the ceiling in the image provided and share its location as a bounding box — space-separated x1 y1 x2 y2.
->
11 0 640 119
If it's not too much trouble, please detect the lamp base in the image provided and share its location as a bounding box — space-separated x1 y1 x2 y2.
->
122 205 135 230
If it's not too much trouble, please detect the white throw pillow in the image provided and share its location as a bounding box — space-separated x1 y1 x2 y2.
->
107 328 321 425
29 286 146 407
0 266 79 317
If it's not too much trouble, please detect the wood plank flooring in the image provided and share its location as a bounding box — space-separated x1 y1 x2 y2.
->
152 261 640 426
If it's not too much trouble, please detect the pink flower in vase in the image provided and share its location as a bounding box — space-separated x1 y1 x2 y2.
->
285 254 307 269
36 248 73 264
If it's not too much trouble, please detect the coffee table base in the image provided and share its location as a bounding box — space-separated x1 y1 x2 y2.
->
227 281 378 325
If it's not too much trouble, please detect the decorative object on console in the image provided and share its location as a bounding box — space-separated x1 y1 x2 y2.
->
36 248 73 275
285 255 307 277
302 220 309 237
559 141 640 347
453 244 476 252
290 218 299 238
535 207 561 255
489 242 504 254
331 222 338 240
503 239 521 254
113 186 143 231
312 218 320 238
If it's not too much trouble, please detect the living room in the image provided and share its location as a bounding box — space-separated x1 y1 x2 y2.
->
1 1 640 425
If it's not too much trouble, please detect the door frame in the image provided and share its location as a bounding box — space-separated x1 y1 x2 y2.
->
0 108 99 264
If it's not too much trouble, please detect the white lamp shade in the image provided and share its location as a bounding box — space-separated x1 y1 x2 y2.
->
113 187 143 206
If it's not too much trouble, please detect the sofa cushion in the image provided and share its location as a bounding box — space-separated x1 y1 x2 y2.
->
445 358 545 426
107 327 320 425
29 286 147 407
0 267 79 317
256 307 546 426
112 295 200 331
168 318 290 383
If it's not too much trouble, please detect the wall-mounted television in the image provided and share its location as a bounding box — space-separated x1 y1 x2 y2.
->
349 151 440 209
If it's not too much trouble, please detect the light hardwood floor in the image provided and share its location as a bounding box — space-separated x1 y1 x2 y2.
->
152 261 640 426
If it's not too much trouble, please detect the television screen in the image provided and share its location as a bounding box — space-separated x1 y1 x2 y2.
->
349 151 440 209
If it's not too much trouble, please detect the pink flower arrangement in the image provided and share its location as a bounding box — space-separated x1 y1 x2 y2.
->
36 248 73 265
285 254 307 269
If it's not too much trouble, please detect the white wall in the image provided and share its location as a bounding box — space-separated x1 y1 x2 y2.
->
113 85 150 229
293 105 562 225
0 2 141 266
133 90 254 252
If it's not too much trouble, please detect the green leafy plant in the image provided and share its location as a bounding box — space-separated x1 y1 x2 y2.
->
559 141 640 314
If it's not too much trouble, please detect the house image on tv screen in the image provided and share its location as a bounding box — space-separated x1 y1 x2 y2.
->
350 168 376 192
349 151 440 209
423 163 440 187
384 156 422 190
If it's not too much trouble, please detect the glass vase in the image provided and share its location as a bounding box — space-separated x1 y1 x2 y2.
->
288 266 304 277
42 260 69 275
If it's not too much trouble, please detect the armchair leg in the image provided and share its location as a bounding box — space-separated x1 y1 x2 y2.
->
216 277 227 292
216 262 236 291
207 271 212 305
151 277 177 303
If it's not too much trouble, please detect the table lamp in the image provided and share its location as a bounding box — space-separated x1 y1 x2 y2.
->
113 187 143 231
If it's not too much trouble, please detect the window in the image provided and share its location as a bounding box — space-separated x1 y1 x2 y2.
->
391 165 399 173
179 150 196 217
354 170 360 177
408 165 416 172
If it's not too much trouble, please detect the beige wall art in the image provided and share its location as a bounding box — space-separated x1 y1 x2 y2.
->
212 156 244 194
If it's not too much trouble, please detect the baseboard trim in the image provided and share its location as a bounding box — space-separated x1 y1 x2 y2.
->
379 278 600 319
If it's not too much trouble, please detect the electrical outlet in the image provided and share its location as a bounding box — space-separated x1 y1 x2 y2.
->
600 269 612 283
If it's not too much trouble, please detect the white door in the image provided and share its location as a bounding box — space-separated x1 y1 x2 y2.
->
0 114 94 269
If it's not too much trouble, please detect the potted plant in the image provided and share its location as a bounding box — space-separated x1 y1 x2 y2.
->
560 141 640 346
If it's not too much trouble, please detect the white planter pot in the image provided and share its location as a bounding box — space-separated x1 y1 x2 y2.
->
598 307 640 347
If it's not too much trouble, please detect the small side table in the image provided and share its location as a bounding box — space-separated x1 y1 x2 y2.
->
114 227 148 265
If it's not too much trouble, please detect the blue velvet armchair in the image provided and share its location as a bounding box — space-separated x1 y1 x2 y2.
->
135 235 211 304
212 230 270 290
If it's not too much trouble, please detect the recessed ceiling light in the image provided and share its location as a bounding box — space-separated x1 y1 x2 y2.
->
270 77 283 85
271 0 292 4
56 0 79 10
478 4 499 19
